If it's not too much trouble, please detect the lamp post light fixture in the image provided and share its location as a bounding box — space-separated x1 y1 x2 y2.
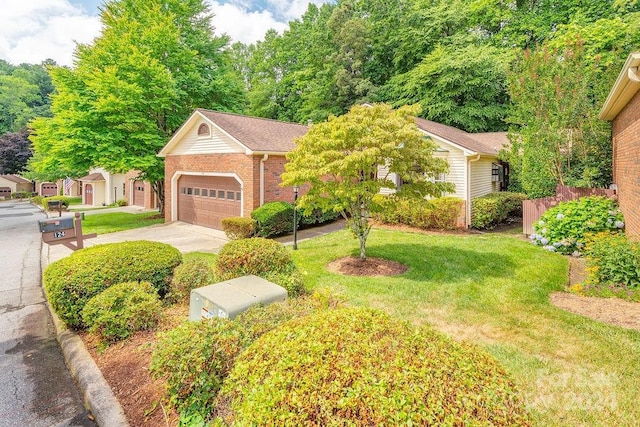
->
293 185 299 250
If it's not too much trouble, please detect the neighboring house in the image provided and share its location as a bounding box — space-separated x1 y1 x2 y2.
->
599 51 640 239
160 109 509 230
38 181 58 196
0 174 33 199
380 118 509 226
158 109 308 229
78 167 156 209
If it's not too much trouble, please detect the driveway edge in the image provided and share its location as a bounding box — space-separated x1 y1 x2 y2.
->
41 245 130 427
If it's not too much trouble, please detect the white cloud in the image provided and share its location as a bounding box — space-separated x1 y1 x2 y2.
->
266 0 328 21
209 1 287 44
0 0 101 66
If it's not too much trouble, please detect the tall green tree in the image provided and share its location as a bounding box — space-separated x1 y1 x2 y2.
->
281 103 452 259
506 42 612 197
29 0 246 213
0 129 32 174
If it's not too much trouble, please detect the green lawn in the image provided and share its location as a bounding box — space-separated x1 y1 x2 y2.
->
277 228 640 426
80 212 164 234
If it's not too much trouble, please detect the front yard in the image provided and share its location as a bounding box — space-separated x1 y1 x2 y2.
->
84 227 640 426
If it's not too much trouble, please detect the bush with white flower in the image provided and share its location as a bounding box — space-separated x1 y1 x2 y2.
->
531 196 624 255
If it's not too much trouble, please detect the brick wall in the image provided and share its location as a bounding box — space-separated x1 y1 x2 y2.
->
612 89 640 240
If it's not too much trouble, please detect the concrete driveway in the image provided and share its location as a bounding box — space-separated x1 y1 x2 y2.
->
44 219 229 264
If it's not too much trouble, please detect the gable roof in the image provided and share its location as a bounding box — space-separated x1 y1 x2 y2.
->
160 109 309 156
600 52 640 121
0 174 31 184
78 172 106 182
415 118 505 155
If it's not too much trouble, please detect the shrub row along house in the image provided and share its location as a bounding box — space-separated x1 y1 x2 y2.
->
158 108 509 230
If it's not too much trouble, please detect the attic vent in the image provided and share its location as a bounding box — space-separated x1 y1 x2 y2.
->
197 123 210 136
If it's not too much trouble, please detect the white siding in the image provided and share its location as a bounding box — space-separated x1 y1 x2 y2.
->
470 156 497 200
436 147 466 199
378 163 397 195
171 120 245 155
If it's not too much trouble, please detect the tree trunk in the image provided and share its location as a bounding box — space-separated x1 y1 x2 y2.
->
153 180 165 216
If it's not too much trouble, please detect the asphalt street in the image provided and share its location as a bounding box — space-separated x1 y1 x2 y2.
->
0 200 94 427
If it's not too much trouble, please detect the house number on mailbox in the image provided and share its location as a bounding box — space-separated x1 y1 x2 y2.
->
53 231 66 238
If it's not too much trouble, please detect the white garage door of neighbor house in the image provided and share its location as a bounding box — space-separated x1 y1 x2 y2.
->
177 175 241 229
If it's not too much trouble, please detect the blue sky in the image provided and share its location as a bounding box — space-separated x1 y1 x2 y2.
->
0 0 326 67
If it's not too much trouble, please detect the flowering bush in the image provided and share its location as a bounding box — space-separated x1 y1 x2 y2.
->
531 197 624 255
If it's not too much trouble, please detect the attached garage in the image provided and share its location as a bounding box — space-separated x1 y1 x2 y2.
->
41 182 58 196
0 187 11 199
177 175 242 229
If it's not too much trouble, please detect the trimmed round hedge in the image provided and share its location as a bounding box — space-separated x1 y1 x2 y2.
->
216 308 530 426
168 258 216 303
215 238 304 296
82 281 162 343
44 240 182 328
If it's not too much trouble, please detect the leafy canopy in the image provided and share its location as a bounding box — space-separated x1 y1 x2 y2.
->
29 0 246 211
281 103 452 259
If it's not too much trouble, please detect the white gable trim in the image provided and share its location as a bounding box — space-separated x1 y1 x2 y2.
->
420 130 477 157
159 111 253 157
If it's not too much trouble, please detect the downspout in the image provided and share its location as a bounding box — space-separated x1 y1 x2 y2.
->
260 154 269 206
467 153 481 227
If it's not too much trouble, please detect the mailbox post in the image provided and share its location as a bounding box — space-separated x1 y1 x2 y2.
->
38 212 96 251
46 200 62 217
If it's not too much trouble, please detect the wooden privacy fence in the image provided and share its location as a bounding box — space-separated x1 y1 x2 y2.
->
522 185 617 235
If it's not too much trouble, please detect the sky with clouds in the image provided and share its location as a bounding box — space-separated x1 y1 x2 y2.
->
0 0 327 67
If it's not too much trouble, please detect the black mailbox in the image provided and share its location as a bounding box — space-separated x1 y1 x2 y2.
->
39 217 75 233
47 200 62 209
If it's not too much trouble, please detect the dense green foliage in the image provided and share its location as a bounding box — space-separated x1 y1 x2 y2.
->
471 192 527 230
531 197 624 255
300 207 340 227
250 201 296 237
28 0 246 211
43 241 182 328
217 307 530 426
0 59 54 135
220 217 256 240
374 196 463 230
82 281 161 343
240 0 637 134
150 296 336 421
282 103 452 259
168 259 216 303
581 232 640 300
215 238 304 295
505 44 615 197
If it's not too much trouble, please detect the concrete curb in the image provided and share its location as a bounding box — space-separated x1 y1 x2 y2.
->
41 245 130 427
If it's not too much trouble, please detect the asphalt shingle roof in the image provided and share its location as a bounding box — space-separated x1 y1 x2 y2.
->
197 109 309 153
0 174 31 184
415 118 506 155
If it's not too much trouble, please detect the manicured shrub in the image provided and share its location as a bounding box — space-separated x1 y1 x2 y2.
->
531 196 624 255
471 191 527 229
11 191 32 199
150 295 335 420
42 195 71 210
168 259 216 303
221 217 256 240
373 195 463 230
251 201 298 237
82 281 162 343
44 240 182 328
215 238 304 296
580 232 640 299
215 307 529 426
31 195 44 206
115 198 127 206
300 208 340 227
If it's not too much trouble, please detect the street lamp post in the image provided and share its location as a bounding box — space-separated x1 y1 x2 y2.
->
293 185 299 250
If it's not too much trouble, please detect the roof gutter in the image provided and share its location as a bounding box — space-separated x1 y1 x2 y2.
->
599 52 640 120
